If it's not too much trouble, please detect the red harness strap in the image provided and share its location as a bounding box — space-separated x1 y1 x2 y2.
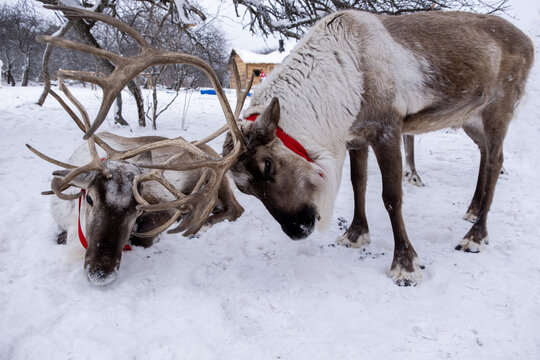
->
77 190 88 249
78 189 132 251
246 114 313 163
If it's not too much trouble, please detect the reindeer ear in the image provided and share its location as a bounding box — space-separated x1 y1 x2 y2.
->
252 97 280 145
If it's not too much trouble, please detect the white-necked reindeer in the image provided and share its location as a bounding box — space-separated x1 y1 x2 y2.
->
42 131 243 285
224 11 534 285
31 5 254 285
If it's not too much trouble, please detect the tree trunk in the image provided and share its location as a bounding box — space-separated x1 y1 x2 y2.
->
37 21 72 106
113 93 129 126
71 18 145 127
127 80 146 127
7 64 15 86
21 56 30 87
152 85 158 130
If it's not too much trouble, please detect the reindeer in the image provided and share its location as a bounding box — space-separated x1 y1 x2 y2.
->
223 11 534 286
29 79 246 285
29 6 254 285
38 131 243 285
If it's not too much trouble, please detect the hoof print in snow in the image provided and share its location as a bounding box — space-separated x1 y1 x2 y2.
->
359 250 385 261
396 278 416 287
337 216 348 231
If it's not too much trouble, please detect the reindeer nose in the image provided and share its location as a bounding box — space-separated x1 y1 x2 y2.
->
85 261 120 286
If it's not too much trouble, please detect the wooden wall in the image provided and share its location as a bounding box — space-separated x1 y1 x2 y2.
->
229 53 276 90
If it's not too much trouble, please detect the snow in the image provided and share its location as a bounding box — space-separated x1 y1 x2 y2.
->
1 16 540 360
174 0 193 25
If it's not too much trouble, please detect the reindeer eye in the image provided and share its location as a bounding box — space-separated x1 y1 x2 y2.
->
264 160 272 178
86 194 94 206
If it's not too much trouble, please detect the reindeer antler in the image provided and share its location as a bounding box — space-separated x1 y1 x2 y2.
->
37 5 244 144
29 5 253 236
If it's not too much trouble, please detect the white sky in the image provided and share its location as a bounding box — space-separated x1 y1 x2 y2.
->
206 0 540 51
6 0 540 52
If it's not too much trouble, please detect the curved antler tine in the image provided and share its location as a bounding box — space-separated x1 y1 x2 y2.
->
56 70 107 89
43 5 151 49
138 170 215 213
26 144 77 169
59 76 91 128
231 61 255 119
132 209 185 238
137 196 190 212
192 123 229 146
112 138 213 161
47 89 86 133
36 35 124 65
166 196 217 236
56 162 101 192
132 172 187 205
140 159 222 172
51 177 83 200
48 87 117 158
83 83 124 139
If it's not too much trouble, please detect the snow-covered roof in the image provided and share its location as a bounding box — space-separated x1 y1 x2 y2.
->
232 41 296 64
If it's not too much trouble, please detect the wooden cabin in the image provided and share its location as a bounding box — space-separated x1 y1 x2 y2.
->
228 42 291 89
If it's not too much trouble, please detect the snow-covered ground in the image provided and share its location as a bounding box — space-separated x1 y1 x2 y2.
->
1 17 540 360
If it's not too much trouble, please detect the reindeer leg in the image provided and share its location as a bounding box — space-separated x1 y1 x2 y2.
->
371 128 420 286
462 122 487 223
337 147 370 247
456 108 510 252
402 134 424 186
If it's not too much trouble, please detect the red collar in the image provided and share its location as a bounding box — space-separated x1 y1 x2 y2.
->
78 190 131 251
246 114 313 163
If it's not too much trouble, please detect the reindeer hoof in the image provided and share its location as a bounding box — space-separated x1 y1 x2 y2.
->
57 231 67 245
455 236 488 253
337 232 370 248
403 170 425 187
462 210 479 223
388 261 422 286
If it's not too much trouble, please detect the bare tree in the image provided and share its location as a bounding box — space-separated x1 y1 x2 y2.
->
0 1 48 86
232 0 510 39
36 0 143 126
104 0 229 130
37 20 72 105
36 0 222 128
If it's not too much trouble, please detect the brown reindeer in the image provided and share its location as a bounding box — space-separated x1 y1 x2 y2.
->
224 11 534 285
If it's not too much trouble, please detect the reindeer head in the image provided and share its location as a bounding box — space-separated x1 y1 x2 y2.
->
54 161 143 285
224 98 325 239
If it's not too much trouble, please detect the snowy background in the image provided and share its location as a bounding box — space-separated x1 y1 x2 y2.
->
1 8 540 360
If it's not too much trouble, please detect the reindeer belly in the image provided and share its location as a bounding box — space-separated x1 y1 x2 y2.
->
401 91 489 135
